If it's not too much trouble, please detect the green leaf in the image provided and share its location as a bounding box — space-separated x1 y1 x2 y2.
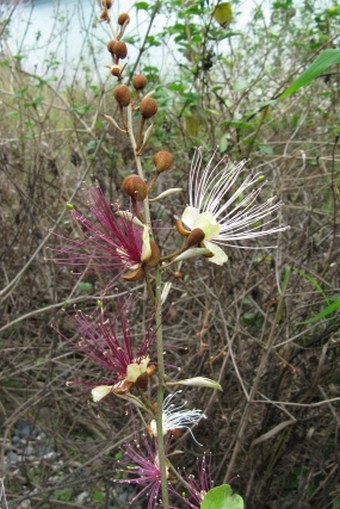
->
201 484 244 509
213 3 232 28
219 133 230 153
305 297 340 324
294 267 330 304
167 376 223 391
258 144 274 155
135 1 149 10
78 282 93 293
70 104 90 116
278 49 340 99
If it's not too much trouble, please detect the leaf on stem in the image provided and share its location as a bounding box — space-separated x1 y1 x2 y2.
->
201 484 244 509
167 377 222 391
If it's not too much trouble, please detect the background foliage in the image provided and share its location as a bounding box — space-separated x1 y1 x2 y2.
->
1 0 339 508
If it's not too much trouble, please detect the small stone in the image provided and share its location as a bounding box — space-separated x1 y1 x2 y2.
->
76 492 90 504
6 451 18 464
23 445 34 456
14 420 37 439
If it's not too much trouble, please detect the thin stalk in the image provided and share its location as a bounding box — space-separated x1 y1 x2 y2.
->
126 105 170 508
155 268 170 509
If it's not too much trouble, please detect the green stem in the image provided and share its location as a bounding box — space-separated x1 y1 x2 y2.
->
155 268 170 509
126 105 170 509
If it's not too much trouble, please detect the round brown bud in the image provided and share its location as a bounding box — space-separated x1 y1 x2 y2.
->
145 240 161 267
122 174 148 201
114 40 128 59
118 12 130 25
111 65 121 77
139 96 158 118
107 39 117 54
153 150 173 173
132 74 148 90
114 84 131 107
186 228 205 247
174 271 183 279
104 0 113 8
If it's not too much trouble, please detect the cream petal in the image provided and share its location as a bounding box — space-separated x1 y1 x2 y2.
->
182 208 221 240
126 356 150 382
193 212 221 239
204 241 228 265
91 385 114 402
172 247 210 263
141 226 152 262
181 206 201 230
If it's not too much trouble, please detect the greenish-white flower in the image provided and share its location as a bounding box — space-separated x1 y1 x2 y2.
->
180 149 288 265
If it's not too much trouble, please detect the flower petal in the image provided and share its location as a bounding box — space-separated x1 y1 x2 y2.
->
91 385 114 402
172 247 210 263
126 356 150 382
204 241 228 265
193 212 221 240
181 205 201 230
141 226 152 262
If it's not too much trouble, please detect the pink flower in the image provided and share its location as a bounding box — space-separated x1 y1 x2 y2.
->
67 299 155 401
115 436 168 509
175 455 214 509
52 187 151 287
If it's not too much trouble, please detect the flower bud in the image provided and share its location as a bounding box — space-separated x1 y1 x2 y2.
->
107 39 117 54
118 12 130 25
174 271 183 279
153 150 173 173
145 240 161 267
114 40 128 59
139 96 158 118
122 174 148 201
111 65 121 77
132 74 148 90
186 228 205 247
104 0 113 8
114 84 131 107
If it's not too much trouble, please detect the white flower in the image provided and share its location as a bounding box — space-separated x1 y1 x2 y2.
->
180 148 288 265
149 391 205 445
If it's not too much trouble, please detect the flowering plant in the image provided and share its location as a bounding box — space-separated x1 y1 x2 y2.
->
51 1 288 508
69 299 156 400
52 187 152 287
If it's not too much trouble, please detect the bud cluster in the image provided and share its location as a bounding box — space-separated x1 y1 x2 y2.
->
99 0 174 223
